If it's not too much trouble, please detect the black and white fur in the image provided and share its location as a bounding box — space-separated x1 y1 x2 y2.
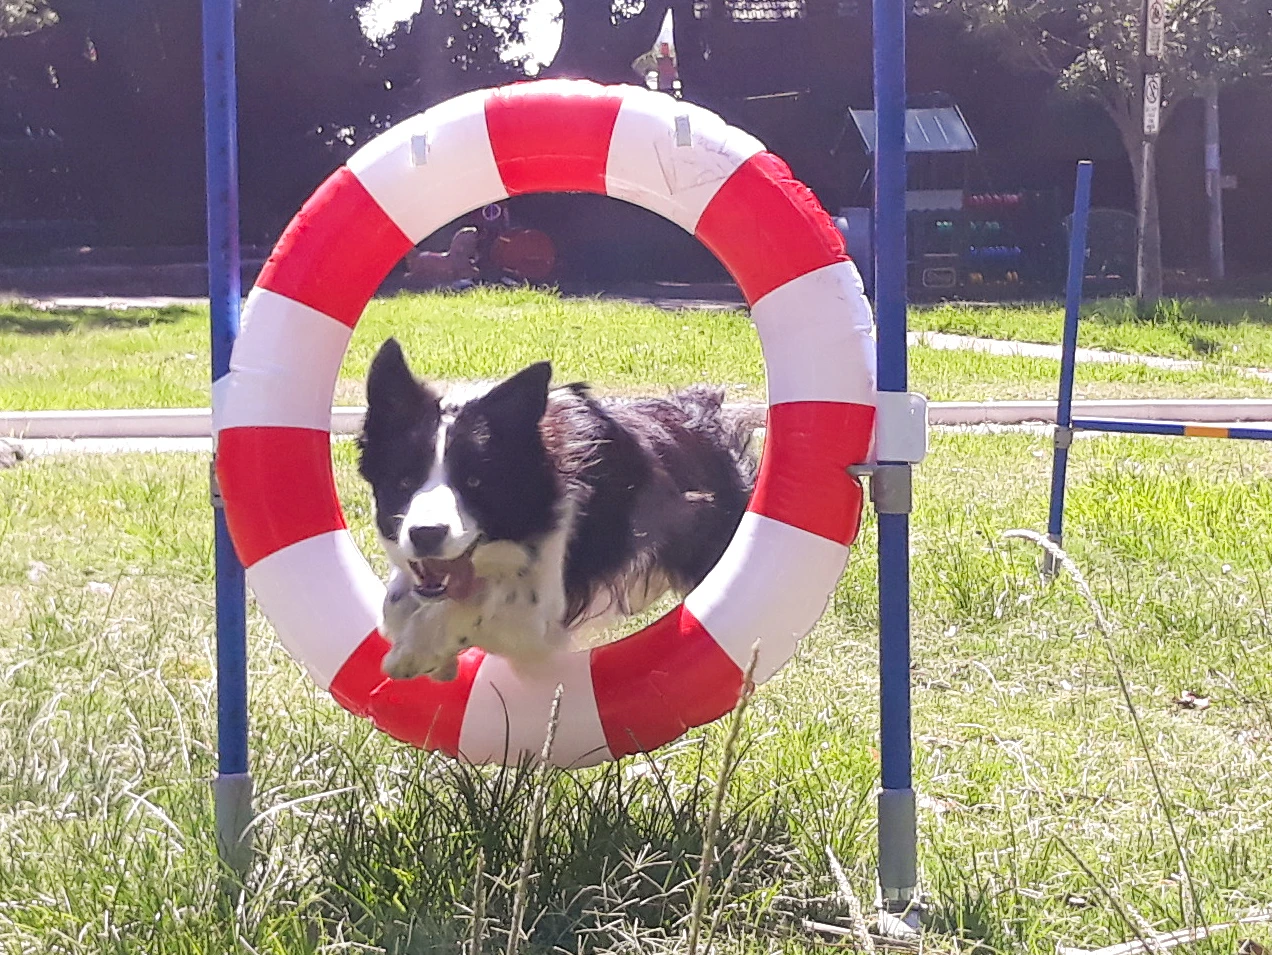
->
357 338 757 682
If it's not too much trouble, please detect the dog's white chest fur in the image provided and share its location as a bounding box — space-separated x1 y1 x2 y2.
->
443 537 570 663
380 530 572 681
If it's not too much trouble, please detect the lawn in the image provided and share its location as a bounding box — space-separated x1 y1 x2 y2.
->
910 296 1272 367
3 287 1272 412
3 430 1271 953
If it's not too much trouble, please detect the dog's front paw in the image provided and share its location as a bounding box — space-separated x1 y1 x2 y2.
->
382 642 460 682
382 642 428 681
382 574 421 643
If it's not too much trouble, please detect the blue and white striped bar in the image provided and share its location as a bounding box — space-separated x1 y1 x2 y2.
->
1073 418 1272 441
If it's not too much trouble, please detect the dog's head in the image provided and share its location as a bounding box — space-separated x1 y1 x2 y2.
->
357 338 561 600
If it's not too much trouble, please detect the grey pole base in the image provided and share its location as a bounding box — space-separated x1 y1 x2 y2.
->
877 786 920 934
1042 533 1063 578
214 772 254 880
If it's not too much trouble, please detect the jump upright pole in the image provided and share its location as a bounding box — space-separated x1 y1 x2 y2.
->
1044 160 1093 575
202 0 252 877
871 0 918 916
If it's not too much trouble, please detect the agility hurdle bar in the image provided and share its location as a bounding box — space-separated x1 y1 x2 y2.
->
1046 159 1272 570
1069 419 1272 441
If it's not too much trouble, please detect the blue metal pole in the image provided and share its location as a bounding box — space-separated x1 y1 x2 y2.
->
202 0 252 877
872 0 916 911
1045 161 1093 565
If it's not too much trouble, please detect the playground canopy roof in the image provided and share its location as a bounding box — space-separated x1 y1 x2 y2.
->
849 106 977 154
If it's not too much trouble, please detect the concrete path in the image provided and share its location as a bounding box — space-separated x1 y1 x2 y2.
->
15 437 215 457
7 398 1272 443
22 295 208 310
15 417 1272 459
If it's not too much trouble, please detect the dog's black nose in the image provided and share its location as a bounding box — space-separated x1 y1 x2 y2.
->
408 524 449 555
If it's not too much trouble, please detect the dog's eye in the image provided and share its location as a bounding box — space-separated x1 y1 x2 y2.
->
466 476 481 488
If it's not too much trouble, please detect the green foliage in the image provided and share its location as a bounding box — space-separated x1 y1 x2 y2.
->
0 0 533 247
939 0 1272 138
0 0 55 36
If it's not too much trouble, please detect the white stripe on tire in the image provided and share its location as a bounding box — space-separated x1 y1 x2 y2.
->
213 287 352 434
247 530 385 690
751 260 877 407
459 648 610 767
347 89 506 245
605 89 764 233
685 512 850 683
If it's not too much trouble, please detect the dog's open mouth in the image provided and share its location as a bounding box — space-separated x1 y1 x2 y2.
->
409 539 483 601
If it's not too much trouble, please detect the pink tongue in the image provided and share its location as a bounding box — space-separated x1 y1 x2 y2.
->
418 557 480 600
444 559 479 600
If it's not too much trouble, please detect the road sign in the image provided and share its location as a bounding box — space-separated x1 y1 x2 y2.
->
1146 0 1165 57
1143 73 1162 136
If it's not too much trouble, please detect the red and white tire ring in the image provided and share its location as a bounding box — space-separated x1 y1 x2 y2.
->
214 80 877 768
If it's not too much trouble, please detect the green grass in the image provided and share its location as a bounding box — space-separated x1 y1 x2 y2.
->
912 296 1272 367
3 431 1272 952
4 288 1271 411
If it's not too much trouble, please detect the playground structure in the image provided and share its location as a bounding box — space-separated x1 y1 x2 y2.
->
841 97 1065 297
1045 161 1272 571
202 0 925 925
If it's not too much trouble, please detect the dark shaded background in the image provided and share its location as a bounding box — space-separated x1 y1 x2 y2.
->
1 0 1267 281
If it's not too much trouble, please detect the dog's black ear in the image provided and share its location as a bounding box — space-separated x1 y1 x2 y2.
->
477 361 552 427
365 338 434 418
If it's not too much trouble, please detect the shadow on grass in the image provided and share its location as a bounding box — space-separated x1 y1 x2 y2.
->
0 304 200 334
1074 297 1272 359
245 741 872 954
1082 296 1272 330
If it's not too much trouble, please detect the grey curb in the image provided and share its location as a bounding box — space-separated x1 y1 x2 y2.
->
6 399 1272 440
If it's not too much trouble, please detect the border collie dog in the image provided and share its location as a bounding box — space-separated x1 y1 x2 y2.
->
357 338 757 682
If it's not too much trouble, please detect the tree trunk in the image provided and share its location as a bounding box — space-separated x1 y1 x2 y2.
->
1202 77 1225 281
1135 139 1163 313
415 6 464 109
1117 117 1163 315
548 0 667 83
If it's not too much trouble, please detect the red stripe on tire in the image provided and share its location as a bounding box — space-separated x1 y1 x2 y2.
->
255 166 413 328
749 402 874 545
695 152 848 306
591 606 743 758
328 631 480 757
485 84 624 196
328 632 393 718
216 427 344 567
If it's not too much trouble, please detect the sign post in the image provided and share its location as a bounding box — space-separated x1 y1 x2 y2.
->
1145 0 1165 57
1135 0 1163 310
1143 72 1162 137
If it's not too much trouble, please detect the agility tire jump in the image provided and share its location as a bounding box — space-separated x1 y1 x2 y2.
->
214 79 878 768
